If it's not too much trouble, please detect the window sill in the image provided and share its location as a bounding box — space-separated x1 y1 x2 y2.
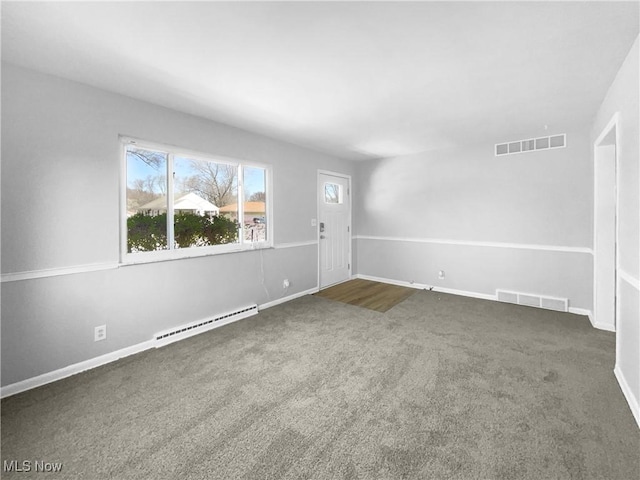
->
120 242 273 266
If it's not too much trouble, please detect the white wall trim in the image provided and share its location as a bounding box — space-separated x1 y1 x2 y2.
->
355 273 596 322
592 111 621 364
1 262 119 283
432 285 497 301
590 319 616 332
354 235 593 254
594 112 621 146
0 339 156 399
273 240 318 249
614 365 640 429
568 307 595 326
354 273 497 301
1 287 321 399
259 287 319 310
1 242 318 283
619 269 640 291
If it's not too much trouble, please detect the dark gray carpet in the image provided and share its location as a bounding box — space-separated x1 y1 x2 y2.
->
2 291 638 479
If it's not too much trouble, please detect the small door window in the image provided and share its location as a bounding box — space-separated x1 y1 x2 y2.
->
324 183 342 204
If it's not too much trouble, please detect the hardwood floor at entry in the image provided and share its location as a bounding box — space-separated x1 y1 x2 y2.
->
314 279 416 313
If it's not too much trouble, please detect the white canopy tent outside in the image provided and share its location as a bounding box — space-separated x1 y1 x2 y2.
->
136 192 219 216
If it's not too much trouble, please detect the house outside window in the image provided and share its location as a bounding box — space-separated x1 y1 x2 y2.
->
122 138 271 262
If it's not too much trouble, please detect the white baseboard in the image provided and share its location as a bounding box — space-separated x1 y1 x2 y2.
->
0 282 600 399
568 307 590 316
432 285 496 301
1 339 156 399
354 273 428 290
591 321 616 332
568 307 599 326
259 287 319 310
355 274 596 319
354 274 496 301
614 365 640 429
570 307 613 332
1 288 320 399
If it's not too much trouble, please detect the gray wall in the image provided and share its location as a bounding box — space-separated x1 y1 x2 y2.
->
354 129 594 308
3 34 638 410
1 64 354 386
591 36 639 416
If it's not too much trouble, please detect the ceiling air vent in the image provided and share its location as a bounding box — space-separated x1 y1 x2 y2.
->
495 134 566 156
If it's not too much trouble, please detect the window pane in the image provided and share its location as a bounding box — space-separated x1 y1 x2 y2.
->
243 166 267 242
126 146 168 252
325 183 341 204
174 157 239 248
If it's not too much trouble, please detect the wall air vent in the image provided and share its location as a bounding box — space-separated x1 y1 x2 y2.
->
496 289 568 312
495 134 566 156
154 304 258 347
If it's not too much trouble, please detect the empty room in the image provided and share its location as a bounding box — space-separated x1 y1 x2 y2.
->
1 1 639 479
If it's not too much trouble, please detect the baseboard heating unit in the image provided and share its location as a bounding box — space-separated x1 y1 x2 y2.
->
154 304 258 347
496 290 568 312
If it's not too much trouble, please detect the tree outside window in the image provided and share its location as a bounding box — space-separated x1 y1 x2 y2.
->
124 142 269 256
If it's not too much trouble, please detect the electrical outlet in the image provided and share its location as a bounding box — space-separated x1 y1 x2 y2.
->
438 270 445 279
94 325 107 342
283 279 290 289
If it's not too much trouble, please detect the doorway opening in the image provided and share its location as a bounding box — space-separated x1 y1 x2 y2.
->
593 113 619 332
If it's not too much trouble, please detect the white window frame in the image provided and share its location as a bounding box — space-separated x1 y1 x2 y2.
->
120 136 273 264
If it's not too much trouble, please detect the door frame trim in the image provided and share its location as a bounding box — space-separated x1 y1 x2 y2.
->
593 112 620 342
317 170 352 290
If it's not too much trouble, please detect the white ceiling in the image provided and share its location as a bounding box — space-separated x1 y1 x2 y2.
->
2 1 638 160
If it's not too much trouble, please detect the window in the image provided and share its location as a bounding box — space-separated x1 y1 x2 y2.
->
324 183 342 204
122 138 271 262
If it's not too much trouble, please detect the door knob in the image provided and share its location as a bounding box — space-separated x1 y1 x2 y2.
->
320 235 326 239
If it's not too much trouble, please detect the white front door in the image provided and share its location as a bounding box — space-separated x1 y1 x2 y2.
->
318 172 351 289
